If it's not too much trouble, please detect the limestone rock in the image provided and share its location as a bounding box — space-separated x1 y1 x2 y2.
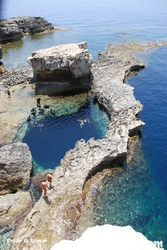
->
0 16 54 43
27 42 93 95
51 225 161 250
0 191 33 232
0 67 34 85
0 142 33 195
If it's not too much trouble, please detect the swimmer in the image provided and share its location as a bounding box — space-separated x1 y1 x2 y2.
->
78 118 84 127
47 172 53 189
84 117 90 122
34 122 38 127
41 180 49 198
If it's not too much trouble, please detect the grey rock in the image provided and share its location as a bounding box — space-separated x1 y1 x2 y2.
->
0 67 34 85
0 16 54 43
27 42 93 95
0 142 33 195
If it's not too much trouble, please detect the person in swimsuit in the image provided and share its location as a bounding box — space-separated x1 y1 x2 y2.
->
7 88 11 98
41 180 49 197
47 172 53 189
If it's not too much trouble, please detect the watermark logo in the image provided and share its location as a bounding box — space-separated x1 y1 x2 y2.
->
153 241 163 248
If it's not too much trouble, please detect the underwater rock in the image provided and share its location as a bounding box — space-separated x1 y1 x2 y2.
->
0 191 32 233
0 142 33 195
0 16 54 43
27 42 93 95
51 225 161 250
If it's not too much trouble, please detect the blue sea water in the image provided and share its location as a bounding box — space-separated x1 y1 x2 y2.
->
19 98 109 172
1 0 167 248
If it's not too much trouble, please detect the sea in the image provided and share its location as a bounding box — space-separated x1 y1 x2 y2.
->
1 0 167 248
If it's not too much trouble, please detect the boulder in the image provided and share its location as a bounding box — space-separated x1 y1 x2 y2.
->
0 142 33 195
27 42 93 95
51 225 162 250
0 16 54 43
0 191 33 232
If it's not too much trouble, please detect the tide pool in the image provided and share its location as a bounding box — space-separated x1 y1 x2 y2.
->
14 95 109 173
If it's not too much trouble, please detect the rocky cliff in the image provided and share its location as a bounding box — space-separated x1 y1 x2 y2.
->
0 16 54 43
27 42 93 95
10 42 147 250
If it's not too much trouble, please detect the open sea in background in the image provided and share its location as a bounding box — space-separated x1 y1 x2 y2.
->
1 0 167 248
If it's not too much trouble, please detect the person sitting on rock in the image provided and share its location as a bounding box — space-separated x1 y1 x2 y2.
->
50 108 55 115
31 108 36 116
38 107 44 114
41 180 49 198
27 115 32 122
47 172 53 189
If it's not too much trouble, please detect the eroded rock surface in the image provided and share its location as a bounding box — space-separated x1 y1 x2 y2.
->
0 191 33 233
0 142 33 194
27 42 93 95
0 16 54 43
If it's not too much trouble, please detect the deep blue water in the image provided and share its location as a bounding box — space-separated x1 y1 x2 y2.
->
21 98 109 172
93 46 167 247
1 0 167 248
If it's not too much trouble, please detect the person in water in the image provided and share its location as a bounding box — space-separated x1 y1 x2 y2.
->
47 172 53 189
84 117 90 122
41 180 49 198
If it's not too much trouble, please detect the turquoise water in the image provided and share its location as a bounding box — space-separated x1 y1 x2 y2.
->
1 0 167 248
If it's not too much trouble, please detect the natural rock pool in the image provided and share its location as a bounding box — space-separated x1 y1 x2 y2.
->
14 94 109 173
